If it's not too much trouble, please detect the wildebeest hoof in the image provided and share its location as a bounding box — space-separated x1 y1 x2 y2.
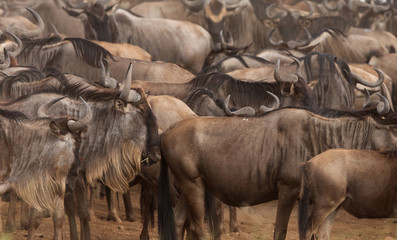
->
126 215 136 222
107 213 122 223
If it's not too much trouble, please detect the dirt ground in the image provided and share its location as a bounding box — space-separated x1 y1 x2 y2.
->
2 185 397 240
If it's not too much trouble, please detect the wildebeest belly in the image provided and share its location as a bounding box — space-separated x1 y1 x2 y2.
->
199 152 280 207
342 198 397 218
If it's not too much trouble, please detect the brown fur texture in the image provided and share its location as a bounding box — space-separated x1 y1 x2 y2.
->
0 112 76 212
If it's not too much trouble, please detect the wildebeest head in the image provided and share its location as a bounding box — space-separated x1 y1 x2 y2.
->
0 99 92 212
118 64 161 167
265 1 313 49
182 0 248 47
68 63 160 192
63 0 117 42
323 0 392 28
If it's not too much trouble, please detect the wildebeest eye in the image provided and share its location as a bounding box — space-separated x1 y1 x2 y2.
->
264 20 277 28
299 19 311 27
50 122 63 135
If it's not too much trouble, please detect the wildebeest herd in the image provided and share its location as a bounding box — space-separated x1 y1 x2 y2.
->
1 0 397 239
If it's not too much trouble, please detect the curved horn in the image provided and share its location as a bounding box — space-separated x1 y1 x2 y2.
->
223 95 256 116
37 96 67 118
265 3 286 19
349 68 384 88
268 28 283 47
372 2 391 13
348 0 371 11
362 88 379 109
224 0 245 11
67 97 93 132
258 91 280 115
376 93 390 116
301 1 314 17
181 0 208 12
220 30 234 49
99 59 118 89
287 27 312 49
120 63 132 101
0 1 8 17
274 59 298 83
323 0 338 11
66 0 90 9
0 48 10 70
50 23 60 35
291 56 304 79
5 31 23 58
23 8 45 38
104 58 110 77
99 60 107 87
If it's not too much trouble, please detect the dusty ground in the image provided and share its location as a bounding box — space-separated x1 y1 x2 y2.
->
2 185 397 240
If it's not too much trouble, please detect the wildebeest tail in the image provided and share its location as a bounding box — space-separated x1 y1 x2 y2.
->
298 167 311 240
158 154 176 240
140 180 156 228
205 189 221 240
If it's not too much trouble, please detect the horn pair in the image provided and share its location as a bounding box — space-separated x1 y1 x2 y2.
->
363 89 390 116
6 8 44 39
223 91 280 116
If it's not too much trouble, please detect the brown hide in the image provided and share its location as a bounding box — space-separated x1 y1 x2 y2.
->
159 108 397 240
299 149 397 240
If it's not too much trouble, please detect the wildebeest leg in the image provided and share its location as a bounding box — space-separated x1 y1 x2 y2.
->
75 175 91 240
64 184 78 240
122 190 135 222
213 198 225 234
273 185 300 240
105 187 122 222
5 190 17 232
229 206 239 232
179 179 206 240
174 195 189 240
21 201 31 230
315 207 340 240
27 208 43 240
140 181 153 240
88 183 99 222
52 205 65 240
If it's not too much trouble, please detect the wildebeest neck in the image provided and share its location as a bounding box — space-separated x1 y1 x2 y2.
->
80 102 147 192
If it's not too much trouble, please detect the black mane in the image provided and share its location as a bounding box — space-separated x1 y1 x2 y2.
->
191 73 279 108
0 108 29 123
46 70 121 102
20 35 63 57
64 38 115 67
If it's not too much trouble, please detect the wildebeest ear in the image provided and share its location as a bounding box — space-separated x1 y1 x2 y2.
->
115 99 126 112
49 121 62 135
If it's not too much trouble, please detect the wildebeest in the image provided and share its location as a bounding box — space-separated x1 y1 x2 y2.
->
63 1 212 73
1 64 161 239
158 103 394 240
0 104 91 235
130 63 310 111
297 28 397 63
0 7 44 39
17 35 194 83
131 0 249 48
298 149 397 240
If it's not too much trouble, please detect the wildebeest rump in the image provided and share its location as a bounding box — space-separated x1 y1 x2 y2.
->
158 107 397 240
299 149 397 240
